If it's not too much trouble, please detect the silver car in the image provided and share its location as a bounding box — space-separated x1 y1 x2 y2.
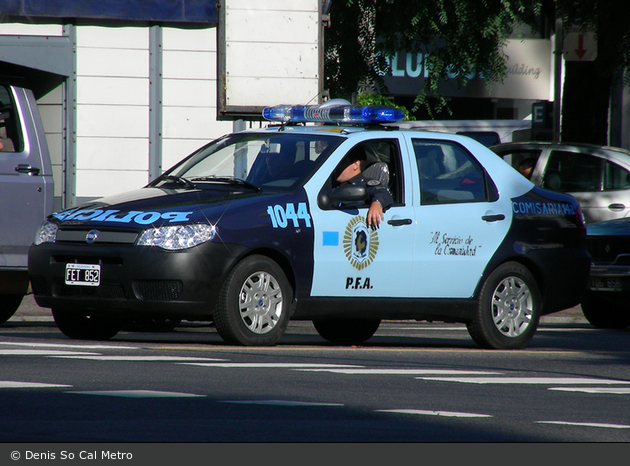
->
491 142 630 224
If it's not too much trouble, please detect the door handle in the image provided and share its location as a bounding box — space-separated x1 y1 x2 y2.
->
387 218 413 226
481 214 505 222
608 203 626 212
15 164 40 175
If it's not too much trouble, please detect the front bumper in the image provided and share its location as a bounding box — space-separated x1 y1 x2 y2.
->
28 240 247 320
586 264 630 300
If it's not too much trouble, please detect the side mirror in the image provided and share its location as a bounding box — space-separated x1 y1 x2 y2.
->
319 185 368 209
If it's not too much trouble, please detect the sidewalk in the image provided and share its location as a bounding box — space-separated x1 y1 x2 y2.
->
9 293 588 324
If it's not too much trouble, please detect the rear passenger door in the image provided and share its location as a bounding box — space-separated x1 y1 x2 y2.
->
407 137 512 298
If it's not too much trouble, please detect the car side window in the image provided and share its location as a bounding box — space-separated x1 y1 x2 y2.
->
544 151 602 192
603 160 630 190
412 139 487 205
0 84 22 153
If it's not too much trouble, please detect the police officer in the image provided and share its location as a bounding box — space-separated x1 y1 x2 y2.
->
334 145 393 228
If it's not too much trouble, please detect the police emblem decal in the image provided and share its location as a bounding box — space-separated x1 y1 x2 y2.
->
343 216 379 270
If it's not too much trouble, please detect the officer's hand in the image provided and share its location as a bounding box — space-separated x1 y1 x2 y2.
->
367 201 384 228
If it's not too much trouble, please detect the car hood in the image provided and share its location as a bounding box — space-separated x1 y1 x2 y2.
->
586 217 630 236
50 187 272 228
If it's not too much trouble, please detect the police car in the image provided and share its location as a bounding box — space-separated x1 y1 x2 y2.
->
27 101 591 349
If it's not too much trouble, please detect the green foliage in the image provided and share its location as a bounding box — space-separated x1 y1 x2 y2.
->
356 93 415 121
325 0 525 118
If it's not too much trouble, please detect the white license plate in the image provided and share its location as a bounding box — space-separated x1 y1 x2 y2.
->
65 263 101 287
589 277 622 292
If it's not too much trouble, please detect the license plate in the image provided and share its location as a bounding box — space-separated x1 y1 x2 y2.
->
589 277 622 292
65 263 101 287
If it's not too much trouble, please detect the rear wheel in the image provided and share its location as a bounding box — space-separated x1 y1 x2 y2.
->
580 294 630 329
214 255 293 346
467 262 540 349
0 294 23 324
313 318 381 345
52 308 121 340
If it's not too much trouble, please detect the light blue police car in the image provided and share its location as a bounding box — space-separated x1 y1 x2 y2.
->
28 101 591 349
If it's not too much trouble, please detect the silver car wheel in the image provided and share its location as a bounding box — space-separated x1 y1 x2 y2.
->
238 271 283 335
491 276 533 337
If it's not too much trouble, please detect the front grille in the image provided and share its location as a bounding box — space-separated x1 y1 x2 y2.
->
133 280 183 301
56 229 138 244
587 236 630 263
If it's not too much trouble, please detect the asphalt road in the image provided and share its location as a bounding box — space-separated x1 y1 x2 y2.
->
4 295 630 447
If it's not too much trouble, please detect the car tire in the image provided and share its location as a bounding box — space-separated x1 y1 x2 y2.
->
467 262 541 349
313 318 381 345
0 294 23 325
214 255 293 346
580 295 630 329
52 308 121 340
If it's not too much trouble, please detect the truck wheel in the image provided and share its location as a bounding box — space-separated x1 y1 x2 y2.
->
580 295 630 329
52 308 121 340
0 294 23 324
467 262 540 349
214 255 293 346
313 318 380 345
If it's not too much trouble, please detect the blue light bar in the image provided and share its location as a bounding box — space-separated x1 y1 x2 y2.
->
262 103 404 124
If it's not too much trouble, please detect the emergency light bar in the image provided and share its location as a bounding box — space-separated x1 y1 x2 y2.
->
262 103 405 124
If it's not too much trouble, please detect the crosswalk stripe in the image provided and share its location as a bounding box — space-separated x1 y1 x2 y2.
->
181 363 362 368
377 409 491 418
50 356 227 361
296 368 501 375
66 390 205 398
549 387 630 394
0 381 71 389
0 342 138 350
219 400 344 407
0 350 100 356
417 376 630 385
536 421 630 429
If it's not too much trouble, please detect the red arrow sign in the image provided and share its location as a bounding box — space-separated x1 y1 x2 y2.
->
575 34 587 59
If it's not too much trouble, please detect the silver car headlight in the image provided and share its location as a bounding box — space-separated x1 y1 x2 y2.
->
137 224 217 250
34 221 59 245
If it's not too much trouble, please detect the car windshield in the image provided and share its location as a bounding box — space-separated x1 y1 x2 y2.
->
155 132 343 191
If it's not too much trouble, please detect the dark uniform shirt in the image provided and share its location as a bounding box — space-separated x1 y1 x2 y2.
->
340 173 394 211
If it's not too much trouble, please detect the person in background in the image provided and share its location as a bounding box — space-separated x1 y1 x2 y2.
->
518 158 536 179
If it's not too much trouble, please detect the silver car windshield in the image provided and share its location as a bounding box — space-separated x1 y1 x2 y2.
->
159 132 342 191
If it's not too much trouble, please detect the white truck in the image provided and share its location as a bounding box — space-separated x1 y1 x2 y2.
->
0 83 54 323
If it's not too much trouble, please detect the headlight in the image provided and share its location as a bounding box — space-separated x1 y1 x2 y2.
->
34 221 59 245
137 224 217 250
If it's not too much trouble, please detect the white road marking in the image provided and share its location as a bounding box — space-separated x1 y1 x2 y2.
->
66 390 205 398
0 341 138 350
181 363 363 368
219 400 344 407
297 368 502 375
417 376 630 385
0 349 101 356
536 421 630 429
0 381 71 389
51 355 227 362
549 387 630 394
377 409 491 418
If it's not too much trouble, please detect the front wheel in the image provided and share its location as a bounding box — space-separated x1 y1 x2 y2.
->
313 318 381 345
580 294 630 329
467 262 541 349
214 255 293 346
52 308 121 340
